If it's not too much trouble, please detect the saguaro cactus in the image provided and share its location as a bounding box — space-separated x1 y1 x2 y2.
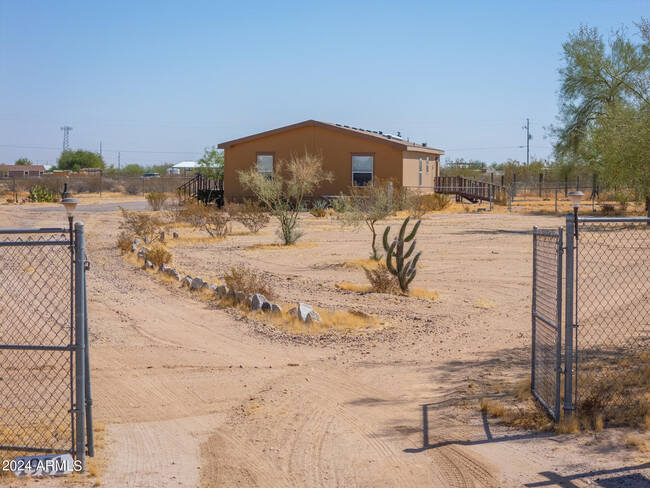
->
382 216 421 293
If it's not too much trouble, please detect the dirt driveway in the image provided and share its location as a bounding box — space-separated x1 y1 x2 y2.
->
0 199 648 487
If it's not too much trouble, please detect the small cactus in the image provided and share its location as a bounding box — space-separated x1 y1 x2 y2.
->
382 216 421 293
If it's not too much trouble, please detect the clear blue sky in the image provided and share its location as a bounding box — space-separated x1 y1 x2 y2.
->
0 0 647 168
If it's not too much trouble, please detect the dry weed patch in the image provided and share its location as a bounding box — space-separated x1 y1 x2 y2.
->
342 258 381 270
164 235 224 248
269 308 382 335
246 242 318 251
336 282 438 301
625 433 649 452
474 298 495 309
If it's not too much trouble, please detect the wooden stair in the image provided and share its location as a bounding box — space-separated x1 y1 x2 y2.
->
178 174 224 205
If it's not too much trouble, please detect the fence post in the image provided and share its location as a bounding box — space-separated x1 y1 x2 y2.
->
99 175 102 199
555 185 558 213
84 265 94 457
564 214 575 421
74 222 86 470
489 186 493 211
531 227 538 395
508 185 513 212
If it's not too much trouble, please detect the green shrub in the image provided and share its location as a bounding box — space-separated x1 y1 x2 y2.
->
119 208 167 244
28 185 58 203
310 199 328 218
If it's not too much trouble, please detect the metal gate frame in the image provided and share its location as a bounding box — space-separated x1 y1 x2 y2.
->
0 223 92 469
563 215 650 420
531 226 563 421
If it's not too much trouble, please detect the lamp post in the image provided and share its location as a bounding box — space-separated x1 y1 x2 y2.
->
60 197 79 243
567 191 584 240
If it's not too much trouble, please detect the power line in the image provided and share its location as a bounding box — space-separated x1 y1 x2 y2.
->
0 144 201 155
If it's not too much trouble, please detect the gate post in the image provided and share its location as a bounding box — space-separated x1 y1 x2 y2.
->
74 222 86 470
564 214 575 420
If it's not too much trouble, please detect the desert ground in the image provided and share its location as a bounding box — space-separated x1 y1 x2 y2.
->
0 196 649 488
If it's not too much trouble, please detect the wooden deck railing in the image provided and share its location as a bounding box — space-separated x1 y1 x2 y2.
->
178 174 223 203
434 176 502 203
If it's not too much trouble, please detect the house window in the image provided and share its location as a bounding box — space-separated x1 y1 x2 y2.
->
426 157 429 174
419 158 422 186
352 154 373 186
257 153 274 178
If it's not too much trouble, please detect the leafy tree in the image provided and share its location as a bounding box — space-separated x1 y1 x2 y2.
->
57 150 105 172
550 21 649 166
592 104 650 213
238 150 333 245
15 157 33 166
196 145 224 180
121 164 146 176
342 179 394 260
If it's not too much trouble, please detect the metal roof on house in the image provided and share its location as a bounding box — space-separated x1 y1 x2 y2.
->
217 120 444 155
172 161 198 168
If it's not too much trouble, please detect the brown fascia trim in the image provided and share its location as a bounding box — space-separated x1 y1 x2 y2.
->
404 146 445 156
217 119 435 151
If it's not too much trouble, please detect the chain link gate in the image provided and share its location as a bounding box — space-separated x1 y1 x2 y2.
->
0 223 92 469
531 227 563 421
568 216 650 424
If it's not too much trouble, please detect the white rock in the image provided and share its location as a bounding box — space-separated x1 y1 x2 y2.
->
252 294 267 311
297 303 313 321
305 311 322 324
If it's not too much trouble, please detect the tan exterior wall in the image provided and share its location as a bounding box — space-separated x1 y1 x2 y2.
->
402 151 440 189
223 125 405 201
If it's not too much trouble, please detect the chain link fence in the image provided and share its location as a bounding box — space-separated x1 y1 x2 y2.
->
0 225 92 468
531 227 563 421
574 218 650 424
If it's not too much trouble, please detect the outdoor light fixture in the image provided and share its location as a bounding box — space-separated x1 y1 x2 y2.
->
60 197 79 242
567 191 584 240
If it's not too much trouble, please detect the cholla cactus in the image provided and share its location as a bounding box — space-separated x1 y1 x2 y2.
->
382 216 421 293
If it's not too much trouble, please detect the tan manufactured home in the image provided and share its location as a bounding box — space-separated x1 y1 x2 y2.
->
218 120 444 201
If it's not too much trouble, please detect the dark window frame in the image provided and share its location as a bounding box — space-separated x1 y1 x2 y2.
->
351 152 375 187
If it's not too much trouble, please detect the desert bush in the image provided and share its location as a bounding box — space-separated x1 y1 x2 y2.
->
239 150 333 245
330 194 350 213
600 203 617 215
68 177 101 193
310 199 328 218
223 266 275 299
404 192 450 218
28 185 58 202
179 200 231 237
117 231 133 254
230 199 269 233
121 178 142 195
363 262 399 294
119 208 167 244
146 191 168 211
494 189 508 206
343 180 394 260
144 244 173 268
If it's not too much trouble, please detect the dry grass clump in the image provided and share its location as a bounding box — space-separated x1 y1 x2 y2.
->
223 266 275 300
409 287 439 301
270 308 381 335
624 433 649 452
363 262 399 294
336 282 372 293
116 231 133 254
144 244 173 268
341 258 381 270
474 298 495 309
145 191 168 211
479 398 505 417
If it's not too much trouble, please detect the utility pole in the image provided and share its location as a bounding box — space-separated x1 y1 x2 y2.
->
522 118 532 165
118 152 121 170
61 126 73 151
99 142 102 157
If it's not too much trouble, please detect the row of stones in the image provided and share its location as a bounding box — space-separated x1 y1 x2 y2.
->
133 242 321 324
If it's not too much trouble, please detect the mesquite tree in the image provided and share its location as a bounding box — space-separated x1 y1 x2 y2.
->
382 216 421 293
